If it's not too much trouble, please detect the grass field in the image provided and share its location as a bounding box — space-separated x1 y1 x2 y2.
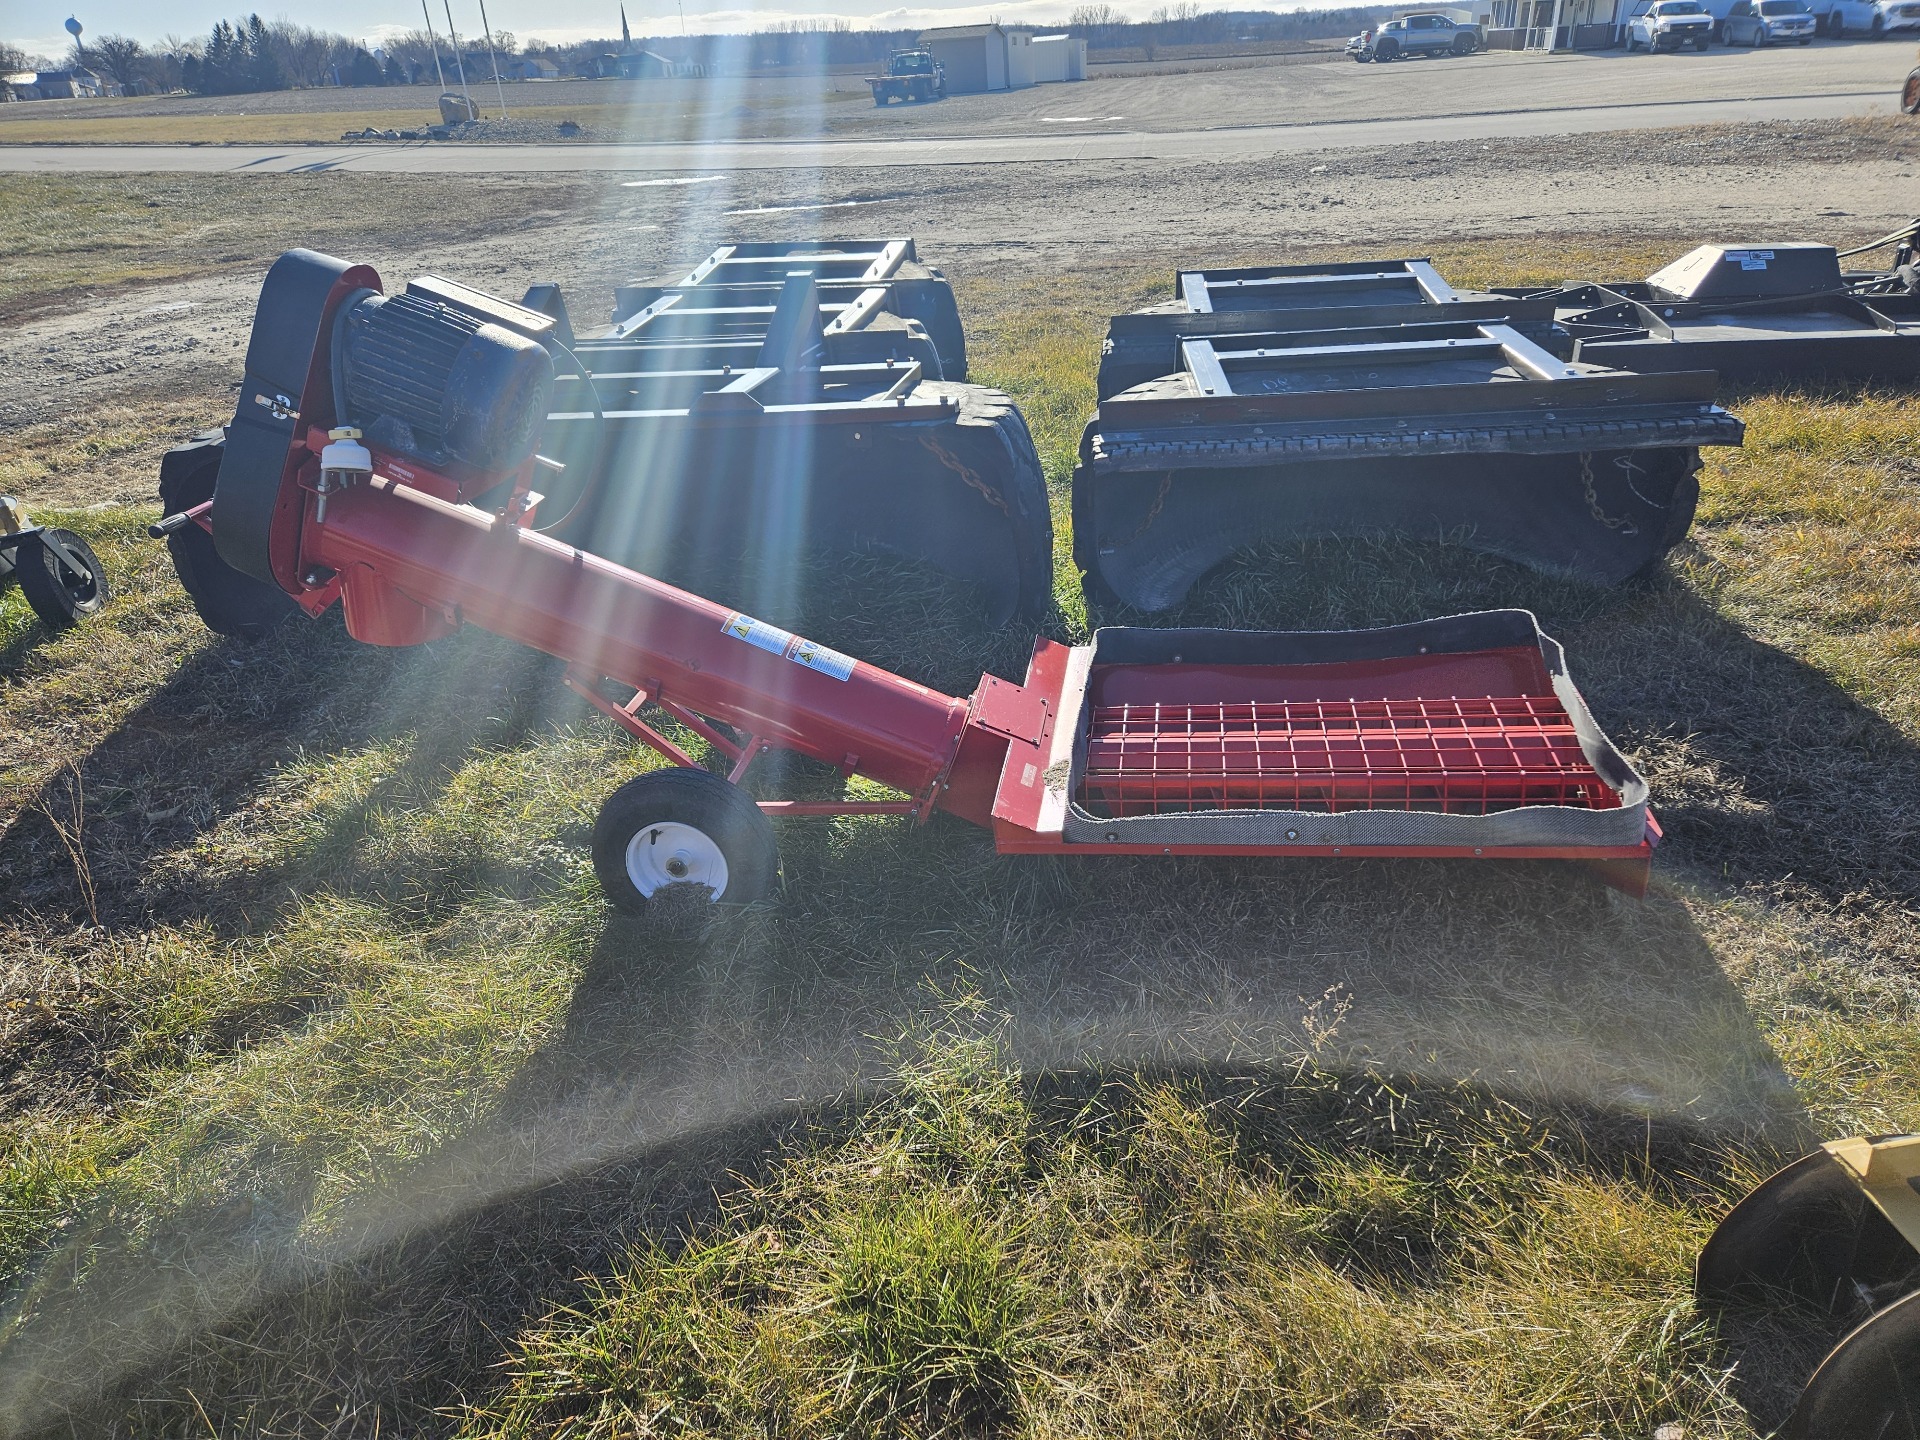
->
0 173 599 322
2 227 1919 1436
0 88 868 146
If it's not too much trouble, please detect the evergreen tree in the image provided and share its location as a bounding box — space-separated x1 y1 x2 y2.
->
244 14 287 91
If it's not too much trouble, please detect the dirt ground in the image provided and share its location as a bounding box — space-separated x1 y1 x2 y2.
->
3 113 1914 512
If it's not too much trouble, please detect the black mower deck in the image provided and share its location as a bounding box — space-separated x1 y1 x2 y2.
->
526 252 1049 623
1075 320 1741 612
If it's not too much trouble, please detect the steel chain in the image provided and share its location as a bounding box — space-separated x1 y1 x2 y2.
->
920 435 1010 516
1579 451 1639 535
1121 471 1176 545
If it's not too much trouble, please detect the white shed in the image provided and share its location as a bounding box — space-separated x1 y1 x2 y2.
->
919 24 1041 92
1029 34 1087 82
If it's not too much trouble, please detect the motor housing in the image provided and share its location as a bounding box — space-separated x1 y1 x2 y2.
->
333 286 555 483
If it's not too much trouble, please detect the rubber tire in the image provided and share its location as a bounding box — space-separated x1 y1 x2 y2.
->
592 768 779 915
1829 11 1846 35
1903 65 1920 111
1783 1289 1920 1440
1872 12 1885 35
1799 33 1812 40
17 528 107 629
158 430 298 640
1452 32 1479 52
1696 32 1712 47
1374 37 1399 57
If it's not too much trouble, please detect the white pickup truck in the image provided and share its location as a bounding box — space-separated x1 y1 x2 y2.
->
1627 0 1716 48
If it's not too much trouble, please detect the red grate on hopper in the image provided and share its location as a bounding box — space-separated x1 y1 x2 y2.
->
1078 695 1620 818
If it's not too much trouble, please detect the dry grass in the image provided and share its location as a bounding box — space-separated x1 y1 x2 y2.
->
0 91 867 147
1 227 1918 1437
0 173 593 320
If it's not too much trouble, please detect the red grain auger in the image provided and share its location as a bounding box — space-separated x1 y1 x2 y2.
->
155 249 1661 912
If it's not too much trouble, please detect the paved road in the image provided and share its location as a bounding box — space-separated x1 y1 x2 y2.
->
0 86 1894 173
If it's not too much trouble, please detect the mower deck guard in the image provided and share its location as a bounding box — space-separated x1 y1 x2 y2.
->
1076 321 1739 611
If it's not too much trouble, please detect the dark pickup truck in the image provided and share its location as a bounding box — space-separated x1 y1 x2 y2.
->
868 50 946 104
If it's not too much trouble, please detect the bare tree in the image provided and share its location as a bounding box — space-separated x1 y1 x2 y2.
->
266 19 331 87
75 33 149 86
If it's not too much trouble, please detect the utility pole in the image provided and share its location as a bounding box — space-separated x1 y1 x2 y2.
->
420 0 448 90
476 0 508 116
442 0 473 110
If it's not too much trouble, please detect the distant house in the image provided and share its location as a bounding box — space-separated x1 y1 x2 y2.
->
5 67 120 99
1483 0 1625 46
508 56 561 80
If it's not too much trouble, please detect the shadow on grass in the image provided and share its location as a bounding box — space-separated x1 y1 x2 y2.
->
0 614 578 936
3 537 1907 1436
3 835 1815 1438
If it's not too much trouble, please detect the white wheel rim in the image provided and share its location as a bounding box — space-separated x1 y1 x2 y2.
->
625 821 729 900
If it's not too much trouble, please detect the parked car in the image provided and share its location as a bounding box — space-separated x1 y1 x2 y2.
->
1882 0 1920 31
1808 0 1894 34
1627 0 1717 48
1346 13 1484 60
1723 0 1819 41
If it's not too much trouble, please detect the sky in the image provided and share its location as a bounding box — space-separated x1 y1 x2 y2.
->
7 0 1204 61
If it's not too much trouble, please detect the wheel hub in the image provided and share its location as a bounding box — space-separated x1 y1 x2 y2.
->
625 821 729 899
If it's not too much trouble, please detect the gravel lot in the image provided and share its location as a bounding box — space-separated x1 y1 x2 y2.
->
3 112 1914 508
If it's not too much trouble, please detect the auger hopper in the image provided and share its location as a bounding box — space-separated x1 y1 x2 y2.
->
1697 1134 1920 1439
1075 319 1742 613
154 249 1663 910
514 242 1048 623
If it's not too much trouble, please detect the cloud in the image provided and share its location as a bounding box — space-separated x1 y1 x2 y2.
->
5 33 77 62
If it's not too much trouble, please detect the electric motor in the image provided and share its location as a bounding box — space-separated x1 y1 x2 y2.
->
333 286 555 478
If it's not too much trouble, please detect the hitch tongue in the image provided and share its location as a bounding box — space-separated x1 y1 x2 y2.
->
149 499 214 539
